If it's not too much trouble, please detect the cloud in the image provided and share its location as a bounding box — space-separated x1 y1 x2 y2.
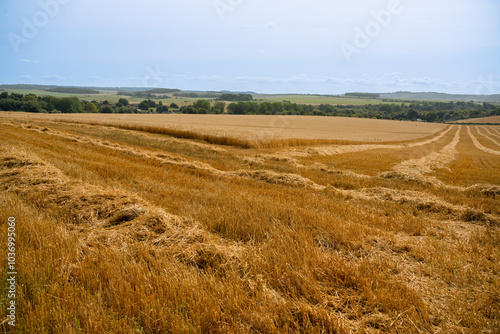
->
18 58 38 64
304 26 328 32
42 75 65 80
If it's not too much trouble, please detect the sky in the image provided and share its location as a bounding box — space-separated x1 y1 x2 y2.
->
1 0 499 94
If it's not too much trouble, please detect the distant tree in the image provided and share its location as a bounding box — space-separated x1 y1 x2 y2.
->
407 108 419 120
181 106 197 114
101 105 114 114
24 93 38 102
212 101 225 114
84 102 98 113
170 102 179 109
139 100 156 111
0 92 8 99
57 97 83 113
218 93 253 101
194 99 211 110
118 98 129 106
21 100 39 112
9 93 24 101
156 104 169 113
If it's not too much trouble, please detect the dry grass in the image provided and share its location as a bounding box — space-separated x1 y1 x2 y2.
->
0 117 499 334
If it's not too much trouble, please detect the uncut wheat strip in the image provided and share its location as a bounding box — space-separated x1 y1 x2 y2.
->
467 126 500 156
477 127 500 146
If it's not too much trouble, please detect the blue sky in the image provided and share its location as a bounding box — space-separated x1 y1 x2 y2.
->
1 0 499 94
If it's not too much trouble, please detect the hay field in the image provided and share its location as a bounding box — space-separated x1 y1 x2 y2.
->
0 115 499 333
454 115 500 124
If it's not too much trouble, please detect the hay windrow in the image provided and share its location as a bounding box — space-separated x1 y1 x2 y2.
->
465 184 500 197
287 125 454 157
467 126 500 156
9 122 337 190
477 127 500 146
361 187 499 225
0 146 244 272
380 126 460 186
232 169 327 190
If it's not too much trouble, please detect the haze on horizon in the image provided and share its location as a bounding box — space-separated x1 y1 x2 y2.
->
1 0 499 95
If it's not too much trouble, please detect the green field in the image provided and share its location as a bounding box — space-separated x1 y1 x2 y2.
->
253 94 390 105
2 88 393 106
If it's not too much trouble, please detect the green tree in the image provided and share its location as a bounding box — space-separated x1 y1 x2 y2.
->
407 108 419 120
84 102 98 113
139 100 155 111
212 101 225 114
194 99 211 110
118 98 129 106
101 105 114 114
57 97 83 113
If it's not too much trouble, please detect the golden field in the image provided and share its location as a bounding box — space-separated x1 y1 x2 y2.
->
454 115 500 124
0 113 499 333
0 112 445 142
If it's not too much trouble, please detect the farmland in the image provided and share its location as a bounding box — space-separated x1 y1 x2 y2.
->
0 88 388 106
454 115 500 124
0 113 499 333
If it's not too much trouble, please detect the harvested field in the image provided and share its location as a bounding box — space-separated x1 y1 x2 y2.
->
0 114 498 334
454 115 500 124
0 112 445 145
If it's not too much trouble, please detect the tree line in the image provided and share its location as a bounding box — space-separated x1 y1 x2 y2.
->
1 92 498 122
0 92 135 114
219 100 500 122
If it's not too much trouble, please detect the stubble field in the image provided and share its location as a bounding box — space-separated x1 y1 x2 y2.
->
0 112 499 333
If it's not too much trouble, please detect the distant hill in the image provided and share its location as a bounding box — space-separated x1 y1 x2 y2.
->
345 93 380 98
380 91 500 102
142 88 181 94
220 90 258 94
0 84 56 90
46 87 100 94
